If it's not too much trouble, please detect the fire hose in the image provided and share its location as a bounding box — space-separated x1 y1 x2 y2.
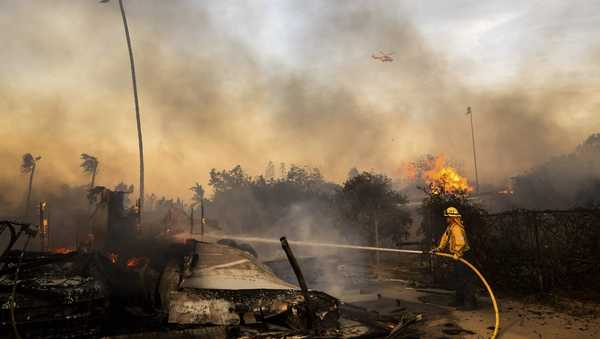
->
432 251 500 339
202 234 500 339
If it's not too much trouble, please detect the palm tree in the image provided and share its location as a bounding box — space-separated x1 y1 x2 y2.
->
21 153 42 219
80 153 99 188
101 0 145 224
79 153 98 248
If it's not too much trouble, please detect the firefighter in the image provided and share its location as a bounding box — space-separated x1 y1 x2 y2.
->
431 206 477 309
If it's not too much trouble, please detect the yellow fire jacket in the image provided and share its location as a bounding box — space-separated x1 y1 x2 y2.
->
437 219 470 256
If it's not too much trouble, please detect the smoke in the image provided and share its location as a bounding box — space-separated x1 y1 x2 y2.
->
208 199 372 296
1 0 600 209
510 133 600 209
274 202 370 295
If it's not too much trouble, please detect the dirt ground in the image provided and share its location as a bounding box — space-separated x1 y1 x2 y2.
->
333 281 600 338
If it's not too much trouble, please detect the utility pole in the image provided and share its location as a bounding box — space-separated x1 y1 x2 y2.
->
467 107 480 193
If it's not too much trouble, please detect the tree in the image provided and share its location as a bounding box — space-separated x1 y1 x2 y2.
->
208 165 250 194
347 167 359 179
147 193 157 211
101 0 145 222
338 172 411 247
115 182 134 193
286 165 324 189
80 153 99 188
264 161 276 181
206 164 338 237
286 165 310 185
79 153 98 247
190 182 205 206
511 133 600 209
576 133 600 154
279 162 286 179
21 153 42 219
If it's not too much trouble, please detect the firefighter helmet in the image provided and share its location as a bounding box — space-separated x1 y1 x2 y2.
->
443 206 461 217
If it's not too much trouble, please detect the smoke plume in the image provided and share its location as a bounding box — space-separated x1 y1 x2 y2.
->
1 0 600 209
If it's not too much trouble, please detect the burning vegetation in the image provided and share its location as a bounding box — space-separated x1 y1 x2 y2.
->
401 154 473 196
49 247 75 254
422 155 473 195
2 1 600 337
126 256 148 269
0 160 423 338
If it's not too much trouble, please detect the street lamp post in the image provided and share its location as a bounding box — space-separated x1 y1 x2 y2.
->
101 0 145 229
466 107 480 193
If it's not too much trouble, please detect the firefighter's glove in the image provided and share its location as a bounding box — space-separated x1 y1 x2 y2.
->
452 253 460 261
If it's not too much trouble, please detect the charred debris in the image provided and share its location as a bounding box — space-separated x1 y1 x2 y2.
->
0 189 421 339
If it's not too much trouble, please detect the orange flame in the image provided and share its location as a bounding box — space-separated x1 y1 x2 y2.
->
50 247 75 254
126 257 148 269
109 253 118 264
498 182 514 195
423 155 473 195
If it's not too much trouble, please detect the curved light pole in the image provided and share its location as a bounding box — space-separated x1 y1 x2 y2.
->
101 0 145 228
466 107 479 193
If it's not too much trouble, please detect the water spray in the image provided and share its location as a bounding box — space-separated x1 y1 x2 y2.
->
204 234 423 254
200 233 500 339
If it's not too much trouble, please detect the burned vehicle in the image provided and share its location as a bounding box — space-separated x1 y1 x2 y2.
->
1 219 419 338
160 239 422 338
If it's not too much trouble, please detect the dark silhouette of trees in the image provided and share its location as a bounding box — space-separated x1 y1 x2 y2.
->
209 165 250 194
190 182 206 217
264 161 276 181
207 165 334 236
279 163 286 179
21 153 41 219
115 182 134 193
512 133 600 209
80 153 99 188
190 183 205 206
347 167 359 179
79 153 99 245
338 172 411 245
206 165 410 245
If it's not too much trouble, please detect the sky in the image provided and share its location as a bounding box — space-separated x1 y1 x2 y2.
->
1 0 600 203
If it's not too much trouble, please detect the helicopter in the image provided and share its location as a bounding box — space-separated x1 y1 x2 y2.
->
371 51 394 62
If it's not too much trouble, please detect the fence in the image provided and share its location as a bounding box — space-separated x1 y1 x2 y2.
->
470 208 600 293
